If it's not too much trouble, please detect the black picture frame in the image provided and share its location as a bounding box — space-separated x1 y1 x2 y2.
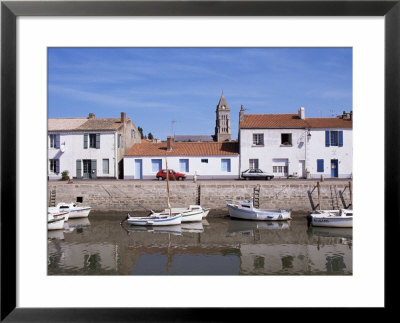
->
1 1 398 321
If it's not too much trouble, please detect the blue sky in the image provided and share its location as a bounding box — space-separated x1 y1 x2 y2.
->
48 47 352 140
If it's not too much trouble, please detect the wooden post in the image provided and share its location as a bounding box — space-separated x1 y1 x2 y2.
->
317 181 321 210
349 181 352 204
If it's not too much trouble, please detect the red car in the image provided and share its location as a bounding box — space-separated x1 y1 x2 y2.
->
156 169 186 181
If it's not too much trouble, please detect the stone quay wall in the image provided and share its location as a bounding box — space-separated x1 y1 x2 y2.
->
48 179 352 215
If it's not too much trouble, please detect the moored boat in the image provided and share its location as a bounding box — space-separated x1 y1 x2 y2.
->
163 205 204 222
48 212 67 230
126 212 182 226
226 198 292 221
307 208 353 228
56 202 91 219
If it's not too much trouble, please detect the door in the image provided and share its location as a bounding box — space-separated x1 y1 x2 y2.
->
83 159 96 179
299 160 305 178
272 159 288 177
179 159 189 173
331 159 338 177
83 159 92 179
135 159 143 179
152 159 162 173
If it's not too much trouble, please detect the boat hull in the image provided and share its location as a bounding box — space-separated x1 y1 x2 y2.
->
48 218 65 230
226 203 291 221
67 207 91 219
127 214 182 226
181 210 203 222
309 215 353 228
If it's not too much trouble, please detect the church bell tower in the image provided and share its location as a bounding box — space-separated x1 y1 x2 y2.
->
214 92 232 142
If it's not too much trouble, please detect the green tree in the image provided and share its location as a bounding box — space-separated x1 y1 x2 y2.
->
148 132 154 140
138 126 144 139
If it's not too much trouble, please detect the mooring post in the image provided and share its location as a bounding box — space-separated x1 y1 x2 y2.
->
317 181 321 210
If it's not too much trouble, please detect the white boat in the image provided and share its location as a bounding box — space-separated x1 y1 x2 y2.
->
307 208 353 228
47 212 66 230
226 198 292 221
48 207 69 221
164 205 210 220
163 205 204 222
56 202 91 219
123 158 182 227
126 212 182 226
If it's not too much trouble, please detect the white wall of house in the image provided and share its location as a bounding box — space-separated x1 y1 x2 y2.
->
124 155 240 180
48 131 117 179
239 128 308 178
307 129 353 179
239 127 352 179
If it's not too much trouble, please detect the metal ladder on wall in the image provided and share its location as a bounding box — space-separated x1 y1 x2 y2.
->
253 184 260 209
49 189 56 207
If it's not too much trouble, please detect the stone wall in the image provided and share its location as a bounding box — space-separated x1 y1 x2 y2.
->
48 179 352 215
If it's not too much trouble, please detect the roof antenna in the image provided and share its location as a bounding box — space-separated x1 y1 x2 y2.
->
170 120 176 137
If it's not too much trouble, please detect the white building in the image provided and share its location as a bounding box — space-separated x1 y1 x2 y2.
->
48 112 141 180
239 106 352 179
124 137 239 180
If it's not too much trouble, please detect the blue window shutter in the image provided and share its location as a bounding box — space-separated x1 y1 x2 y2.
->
325 130 330 147
96 133 100 149
84 134 88 149
338 131 343 147
55 135 60 149
317 159 324 172
55 159 60 173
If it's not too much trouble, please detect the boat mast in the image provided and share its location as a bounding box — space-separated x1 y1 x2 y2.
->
166 157 172 217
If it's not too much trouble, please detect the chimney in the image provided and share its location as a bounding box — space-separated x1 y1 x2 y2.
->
167 136 173 152
298 107 305 120
239 105 245 122
88 113 95 119
121 112 126 124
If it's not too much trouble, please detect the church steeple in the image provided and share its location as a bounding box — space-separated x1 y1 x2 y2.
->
215 92 232 142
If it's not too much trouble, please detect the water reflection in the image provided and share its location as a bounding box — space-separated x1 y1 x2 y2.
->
47 213 352 275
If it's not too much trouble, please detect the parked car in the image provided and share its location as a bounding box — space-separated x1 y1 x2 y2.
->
156 169 186 181
241 169 274 180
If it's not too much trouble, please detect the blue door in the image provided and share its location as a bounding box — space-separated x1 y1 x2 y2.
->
135 159 143 179
179 159 189 173
331 159 338 177
151 159 162 173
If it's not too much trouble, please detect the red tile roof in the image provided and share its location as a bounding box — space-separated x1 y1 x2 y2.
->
125 141 239 157
240 114 352 129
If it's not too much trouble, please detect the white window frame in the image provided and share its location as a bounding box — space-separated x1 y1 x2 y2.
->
253 133 264 146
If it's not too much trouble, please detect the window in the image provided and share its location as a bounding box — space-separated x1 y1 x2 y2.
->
281 133 292 146
221 159 231 172
325 130 343 147
249 159 259 169
317 159 324 172
49 134 58 148
49 159 59 173
253 133 264 146
89 134 97 148
201 159 208 163
273 166 288 174
330 131 338 146
131 129 136 139
103 159 109 174
118 134 124 148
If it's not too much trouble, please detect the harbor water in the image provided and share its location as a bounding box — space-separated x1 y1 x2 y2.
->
48 211 352 275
